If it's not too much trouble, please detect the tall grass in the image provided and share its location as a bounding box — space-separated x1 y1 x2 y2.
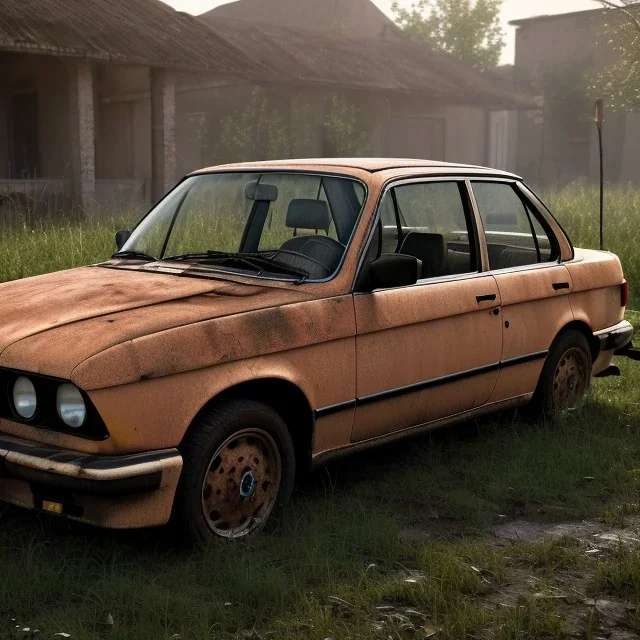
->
0 212 137 283
0 182 638 307
542 182 640 307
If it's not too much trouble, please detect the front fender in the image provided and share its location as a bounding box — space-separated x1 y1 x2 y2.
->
87 338 356 454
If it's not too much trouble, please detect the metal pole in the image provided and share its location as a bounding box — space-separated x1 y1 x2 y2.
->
595 98 604 251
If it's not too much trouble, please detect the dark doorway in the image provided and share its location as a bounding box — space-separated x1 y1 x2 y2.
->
11 92 39 179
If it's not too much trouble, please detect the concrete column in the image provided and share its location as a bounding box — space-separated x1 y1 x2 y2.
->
68 60 96 209
150 68 176 203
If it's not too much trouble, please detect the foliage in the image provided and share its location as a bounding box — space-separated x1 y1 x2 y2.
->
323 94 373 157
592 1 640 110
219 87 289 162
391 0 505 70
213 87 373 163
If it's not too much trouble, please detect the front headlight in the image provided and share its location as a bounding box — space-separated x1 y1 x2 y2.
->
13 376 37 419
56 384 86 428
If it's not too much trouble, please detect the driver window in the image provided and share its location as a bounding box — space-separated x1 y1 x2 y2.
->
383 181 478 279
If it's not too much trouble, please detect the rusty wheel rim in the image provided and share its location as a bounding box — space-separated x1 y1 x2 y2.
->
201 429 281 539
552 347 589 412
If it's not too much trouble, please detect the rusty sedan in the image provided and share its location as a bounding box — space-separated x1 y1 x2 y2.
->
0 159 634 542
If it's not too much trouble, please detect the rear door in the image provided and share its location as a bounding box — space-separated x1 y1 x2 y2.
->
351 179 503 442
470 180 575 403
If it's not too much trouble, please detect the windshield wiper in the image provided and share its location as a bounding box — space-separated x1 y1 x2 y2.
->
164 251 309 281
164 252 261 274
111 250 158 262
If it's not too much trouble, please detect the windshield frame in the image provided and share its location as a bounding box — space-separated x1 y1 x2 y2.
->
116 169 369 285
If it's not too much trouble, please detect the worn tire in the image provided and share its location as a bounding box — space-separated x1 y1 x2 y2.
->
529 329 593 420
174 399 296 544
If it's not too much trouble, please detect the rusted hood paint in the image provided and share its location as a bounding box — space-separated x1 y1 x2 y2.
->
0 266 320 384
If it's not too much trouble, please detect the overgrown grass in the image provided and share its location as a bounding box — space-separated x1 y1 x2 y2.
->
1 182 638 305
1 314 639 639
0 213 135 283
543 182 640 308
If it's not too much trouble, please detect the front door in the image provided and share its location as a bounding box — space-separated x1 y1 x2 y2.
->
351 179 503 442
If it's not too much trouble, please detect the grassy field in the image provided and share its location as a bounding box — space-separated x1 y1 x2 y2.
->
1 313 640 640
0 182 638 304
0 183 640 639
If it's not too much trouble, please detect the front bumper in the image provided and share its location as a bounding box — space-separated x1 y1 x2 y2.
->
0 436 183 528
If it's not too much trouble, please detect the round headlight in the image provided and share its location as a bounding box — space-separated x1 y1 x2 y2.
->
56 384 86 429
13 377 37 420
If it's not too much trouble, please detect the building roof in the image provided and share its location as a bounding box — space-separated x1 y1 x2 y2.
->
201 0 398 39
510 8 603 26
0 0 261 72
198 17 533 108
191 158 520 178
200 0 398 38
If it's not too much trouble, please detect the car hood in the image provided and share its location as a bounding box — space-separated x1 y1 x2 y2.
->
0 265 315 382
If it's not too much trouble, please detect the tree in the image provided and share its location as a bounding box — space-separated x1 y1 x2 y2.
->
593 1 640 110
391 0 505 70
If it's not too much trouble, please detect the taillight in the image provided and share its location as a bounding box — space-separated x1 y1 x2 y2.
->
622 280 629 308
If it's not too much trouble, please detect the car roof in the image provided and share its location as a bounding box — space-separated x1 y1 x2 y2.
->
190 158 521 179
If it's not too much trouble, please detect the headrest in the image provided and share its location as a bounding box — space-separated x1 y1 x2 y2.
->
245 181 279 202
399 232 446 278
484 212 518 229
286 199 331 233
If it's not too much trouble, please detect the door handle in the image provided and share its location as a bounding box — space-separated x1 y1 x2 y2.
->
476 293 497 303
553 282 570 291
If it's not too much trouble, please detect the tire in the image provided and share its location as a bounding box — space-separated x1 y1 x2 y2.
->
174 399 296 544
529 329 593 420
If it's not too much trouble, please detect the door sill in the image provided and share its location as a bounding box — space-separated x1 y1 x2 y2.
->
311 394 532 468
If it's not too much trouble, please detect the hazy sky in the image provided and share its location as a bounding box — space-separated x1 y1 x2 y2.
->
162 0 598 64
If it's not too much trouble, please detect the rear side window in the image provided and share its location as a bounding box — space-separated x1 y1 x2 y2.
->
380 181 478 279
472 182 558 270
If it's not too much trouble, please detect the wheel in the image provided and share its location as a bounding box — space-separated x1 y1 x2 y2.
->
529 330 593 419
174 399 296 543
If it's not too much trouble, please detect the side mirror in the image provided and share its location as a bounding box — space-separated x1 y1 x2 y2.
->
115 230 131 251
360 254 420 292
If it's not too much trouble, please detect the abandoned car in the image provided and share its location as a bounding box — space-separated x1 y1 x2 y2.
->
0 158 634 541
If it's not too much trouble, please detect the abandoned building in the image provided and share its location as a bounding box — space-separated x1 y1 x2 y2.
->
508 9 640 186
0 0 530 215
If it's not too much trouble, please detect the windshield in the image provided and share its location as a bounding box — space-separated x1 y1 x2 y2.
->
119 172 366 281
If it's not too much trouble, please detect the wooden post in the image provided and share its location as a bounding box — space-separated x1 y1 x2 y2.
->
595 98 604 251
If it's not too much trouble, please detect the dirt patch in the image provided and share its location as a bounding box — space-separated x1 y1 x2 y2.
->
491 516 640 549
483 517 640 639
